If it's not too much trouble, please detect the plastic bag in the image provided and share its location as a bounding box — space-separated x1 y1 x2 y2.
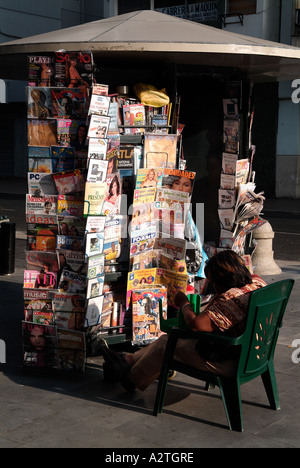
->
133 83 170 108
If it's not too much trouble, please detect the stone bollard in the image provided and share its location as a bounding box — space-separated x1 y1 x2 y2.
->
252 221 282 276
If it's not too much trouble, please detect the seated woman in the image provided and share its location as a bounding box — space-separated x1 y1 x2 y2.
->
100 250 267 391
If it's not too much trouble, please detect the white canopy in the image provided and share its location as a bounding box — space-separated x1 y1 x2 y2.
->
1 10 300 82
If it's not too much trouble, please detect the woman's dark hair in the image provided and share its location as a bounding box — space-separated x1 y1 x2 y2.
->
204 250 252 292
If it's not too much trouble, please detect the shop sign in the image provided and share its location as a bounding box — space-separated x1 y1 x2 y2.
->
156 1 218 22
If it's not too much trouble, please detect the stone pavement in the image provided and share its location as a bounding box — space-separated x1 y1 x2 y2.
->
0 178 300 448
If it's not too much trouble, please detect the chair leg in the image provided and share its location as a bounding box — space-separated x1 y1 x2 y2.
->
261 363 281 411
219 379 243 432
153 365 170 416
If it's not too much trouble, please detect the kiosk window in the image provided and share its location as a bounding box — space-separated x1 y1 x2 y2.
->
227 0 257 15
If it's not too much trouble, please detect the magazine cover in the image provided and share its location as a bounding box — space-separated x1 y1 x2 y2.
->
24 270 57 290
28 119 57 147
83 182 106 217
144 133 177 169
104 215 128 261
27 225 57 252
133 187 156 205
88 93 110 116
57 328 86 374
58 269 87 294
130 227 160 258
154 237 186 260
85 295 104 327
57 195 84 217
88 138 108 160
218 189 236 209
26 195 57 215
26 213 58 226
88 114 110 139
223 98 239 119
22 321 59 369
220 174 235 190
57 249 87 276
51 88 89 119
85 232 104 258
131 250 161 271
53 169 85 194
101 173 122 216
57 119 85 147
54 51 94 88
24 289 53 323
131 287 167 346
123 103 145 134
58 215 86 238
236 159 250 186
28 146 52 173
218 208 235 231
56 235 85 252
118 145 135 170
135 168 164 190
27 87 53 119
87 159 108 183
92 83 109 95
51 146 75 173
52 292 86 330
28 54 55 87
28 172 57 197
85 215 106 234
161 168 195 196
223 119 240 143
25 250 59 273
86 253 105 279
86 276 104 299
222 153 238 175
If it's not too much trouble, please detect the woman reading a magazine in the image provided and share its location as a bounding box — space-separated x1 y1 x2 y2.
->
100 250 266 391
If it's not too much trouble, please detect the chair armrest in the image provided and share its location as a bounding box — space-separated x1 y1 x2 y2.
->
169 327 243 346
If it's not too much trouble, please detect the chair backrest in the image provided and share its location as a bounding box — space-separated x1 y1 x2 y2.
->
238 279 294 380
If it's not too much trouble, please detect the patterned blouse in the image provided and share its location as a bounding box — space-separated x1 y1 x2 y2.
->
202 275 267 337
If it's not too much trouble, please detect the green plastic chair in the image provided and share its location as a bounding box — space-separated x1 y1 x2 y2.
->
154 279 294 431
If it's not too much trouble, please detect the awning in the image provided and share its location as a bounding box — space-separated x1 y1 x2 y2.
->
1 10 300 82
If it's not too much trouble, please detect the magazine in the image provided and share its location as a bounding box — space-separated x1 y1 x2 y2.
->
88 138 108 160
85 295 104 327
28 54 56 87
88 114 110 139
24 289 53 323
22 321 59 369
222 153 238 175
135 168 164 190
144 133 177 169
27 87 53 119
28 146 52 173
86 253 105 279
104 215 128 260
232 217 267 255
85 232 104 258
25 250 59 273
223 98 239 119
53 169 85 194
133 187 156 205
27 225 57 252
56 235 85 252
57 119 85 147
118 145 135 170
51 146 75 173
88 93 110 116
220 174 235 190
57 215 86 238
57 328 86 373
54 51 94 88
28 119 57 147
223 119 240 143
235 159 250 186
57 195 84 217
51 88 89 119
123 103 145 134
161 168 195 196
83 182 106 217
86 276 105 299
57 249 87 275
108 100 120 132
131 287 167 346
52 292 86 331
218 208 235 231
24 269 57 290
26 213 58 226
28 172 57 197
26 195 57 215
218 189 236 209
85 215 106 234
101 173 122 216
58 269 87 294
87 159 108 183
92 83 109 95
131 250 161 271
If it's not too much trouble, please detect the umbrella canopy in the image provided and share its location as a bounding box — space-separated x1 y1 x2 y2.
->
1 10 300 82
